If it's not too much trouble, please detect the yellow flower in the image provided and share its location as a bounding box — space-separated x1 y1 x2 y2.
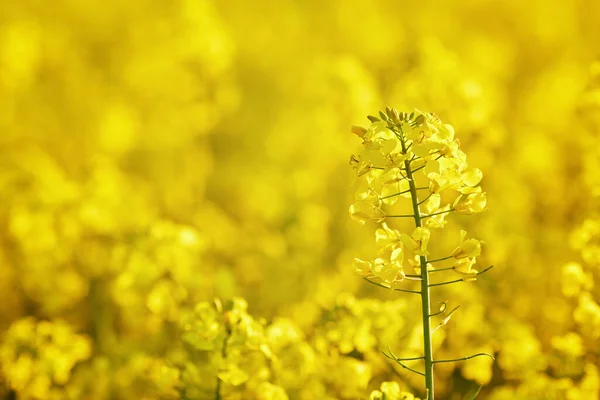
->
351 125 367 138
561 262 592 297
369 381 419 400
378 171 411 205
424 205 452 229
436 123 455 141
551 332 585 357
353 258 372 277
462 168 483 187
256 382 289 400
349 200 385 224
423 193 441 214
454 192 487 214
375 222 401 248
401 227 431 256
452 230 484 259
349 189 385 224
372 251 405 285
454 257 477 275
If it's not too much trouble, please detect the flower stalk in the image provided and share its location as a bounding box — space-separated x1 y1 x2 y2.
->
349 108 493 400
215 323 232 400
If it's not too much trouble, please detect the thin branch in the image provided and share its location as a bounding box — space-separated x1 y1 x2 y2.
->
429 302 448 317
417 192 434 205
363 277 421 294
380 189 411 200
396 165 410 181
407 154 443 174
383 350 426 377
429 278 463 288
384 360 425 395
474 265 494 276
429 265 494 287
384 348 425 362
421 208 454 219
410 163 427 173
433 353 495 364
428 256 454 264
431 305 461 333
428 266 455 273
396 361 426 377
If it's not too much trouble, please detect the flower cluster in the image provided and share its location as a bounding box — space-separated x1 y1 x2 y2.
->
349 108 492 399
370 381 421 400
0 318 92 399
350 109 487 288
179 298 283 398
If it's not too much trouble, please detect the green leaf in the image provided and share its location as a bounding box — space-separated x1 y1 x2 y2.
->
464 384 482 400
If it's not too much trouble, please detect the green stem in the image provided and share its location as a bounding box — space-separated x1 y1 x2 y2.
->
215 329 231 400
399 128 435 400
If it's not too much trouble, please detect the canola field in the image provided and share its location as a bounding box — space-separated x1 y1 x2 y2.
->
0 1 599 399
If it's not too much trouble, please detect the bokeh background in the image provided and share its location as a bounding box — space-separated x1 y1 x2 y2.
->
1 0 600 399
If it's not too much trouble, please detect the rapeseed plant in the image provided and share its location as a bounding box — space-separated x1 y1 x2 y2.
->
350 108 493 399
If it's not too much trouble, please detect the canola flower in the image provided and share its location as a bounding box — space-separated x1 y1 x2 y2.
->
1 0 600 399
350 108 493 399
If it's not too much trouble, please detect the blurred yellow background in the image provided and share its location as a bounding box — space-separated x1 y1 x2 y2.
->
0 0 599 399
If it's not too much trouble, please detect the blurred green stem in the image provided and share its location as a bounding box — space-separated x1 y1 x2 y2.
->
215 328 231 400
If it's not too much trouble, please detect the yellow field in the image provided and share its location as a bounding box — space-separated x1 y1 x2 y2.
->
0 1 599 399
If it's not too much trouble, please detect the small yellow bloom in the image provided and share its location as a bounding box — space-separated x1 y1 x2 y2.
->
401 227 431 256
372 255 405 285
452 230 483 259
423 205 452 229
454 257 477 274
454 192 487 214
462 168 483 187
436 123 455 141
369 381 419 400
353 258 372 276
351 125 367 138
423 193 441 214
349 200 385 224
375 223 400 247
561 262 592 297
349 190 385 224
551 332 585 357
